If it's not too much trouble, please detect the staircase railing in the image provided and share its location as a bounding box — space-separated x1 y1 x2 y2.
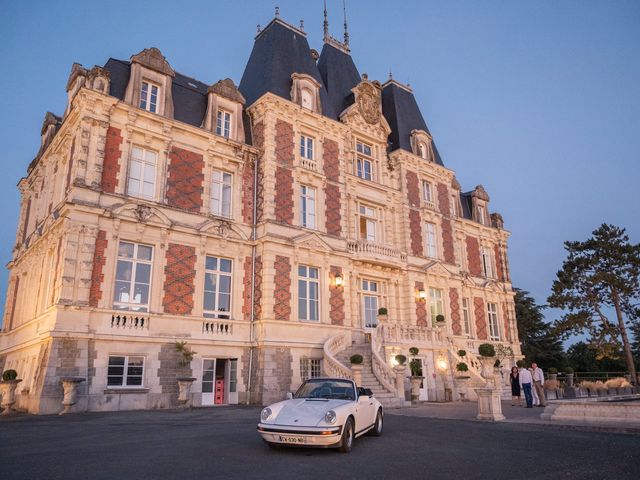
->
371 325 399 394
323 333 353 380
379 323 445 345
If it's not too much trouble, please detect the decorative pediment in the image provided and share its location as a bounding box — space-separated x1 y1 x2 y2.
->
66 63 88 92
480 279 504 292
422 260 455 277
292 232 334 252
209 78 245 104
471 185 490 202
110 203 173 227
197 217 247 240
130 48 175 77
339 75 391 137
490 213 504 229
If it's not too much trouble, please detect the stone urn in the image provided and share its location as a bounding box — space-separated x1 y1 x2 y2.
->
60 377 86 415
409 376 424 402
177 377 196 408
0 379 23 416
479 357 495 381
455 376 470 401
393 365 407 400
351 364 363 387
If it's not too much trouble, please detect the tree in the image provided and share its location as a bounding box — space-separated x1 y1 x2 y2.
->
548 224 640 383
630 320 640 369
514 288 565 369
566 341 626 373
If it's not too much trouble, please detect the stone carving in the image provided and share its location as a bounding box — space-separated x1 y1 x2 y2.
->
133 204 153 223
209 78 245 104
491 213 504 229
471 185 490 202
130 47 175 77
451 176 461 191
356 81 381 125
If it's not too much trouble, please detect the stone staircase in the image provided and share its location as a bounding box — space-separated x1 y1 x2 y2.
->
336 344 406 408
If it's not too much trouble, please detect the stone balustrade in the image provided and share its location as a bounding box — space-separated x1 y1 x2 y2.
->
347 240 407 264
322 333 353 380
110 313 149 330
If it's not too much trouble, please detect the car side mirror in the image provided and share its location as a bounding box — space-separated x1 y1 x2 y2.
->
285 392 293 400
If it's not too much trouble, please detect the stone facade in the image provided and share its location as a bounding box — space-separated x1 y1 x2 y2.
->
0 15 519 414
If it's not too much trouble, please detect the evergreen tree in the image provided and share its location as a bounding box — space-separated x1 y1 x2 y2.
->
566 341 626 373
514 288 565 369
548 224 640 383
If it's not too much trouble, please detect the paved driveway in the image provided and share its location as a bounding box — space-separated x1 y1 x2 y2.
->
0 407 638 479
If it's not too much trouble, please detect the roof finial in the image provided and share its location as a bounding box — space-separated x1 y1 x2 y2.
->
343 0 349 46
300 19 304 30
257 24 261 34
323 0 329 40
389 70 393 80
275 6 280 18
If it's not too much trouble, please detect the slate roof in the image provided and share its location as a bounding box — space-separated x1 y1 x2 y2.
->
381 81 443 166
317 42 360 117
239 19 336 118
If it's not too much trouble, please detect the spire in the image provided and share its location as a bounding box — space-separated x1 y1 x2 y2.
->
323 0 329 41
343 0 349 47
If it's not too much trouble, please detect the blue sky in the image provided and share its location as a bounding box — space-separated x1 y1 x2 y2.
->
0 1 639 329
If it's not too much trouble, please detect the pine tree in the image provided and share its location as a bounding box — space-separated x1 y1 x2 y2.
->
514 288 565 369
548 224 640 383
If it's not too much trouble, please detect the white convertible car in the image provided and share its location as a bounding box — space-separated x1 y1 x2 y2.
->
257 377 383 453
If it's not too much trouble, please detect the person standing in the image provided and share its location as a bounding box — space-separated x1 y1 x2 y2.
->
531 362 546 407
518 363 533 408
510 366 521 406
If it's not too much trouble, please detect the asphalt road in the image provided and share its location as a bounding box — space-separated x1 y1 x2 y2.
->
0 407 638 480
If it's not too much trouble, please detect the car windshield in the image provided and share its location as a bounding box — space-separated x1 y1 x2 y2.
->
294 379 356 400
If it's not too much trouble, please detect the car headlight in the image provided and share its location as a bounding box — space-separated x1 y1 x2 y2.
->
324 410 337 424
261 407 272 422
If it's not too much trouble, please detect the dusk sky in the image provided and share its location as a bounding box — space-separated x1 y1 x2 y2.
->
1 1 638 331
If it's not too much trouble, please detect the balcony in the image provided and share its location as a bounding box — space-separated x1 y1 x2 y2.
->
347 240 407 267
300 158 317 172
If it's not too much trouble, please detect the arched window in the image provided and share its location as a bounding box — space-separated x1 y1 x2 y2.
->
301 88 313 110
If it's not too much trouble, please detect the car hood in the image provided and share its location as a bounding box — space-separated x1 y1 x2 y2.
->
274 399 350 426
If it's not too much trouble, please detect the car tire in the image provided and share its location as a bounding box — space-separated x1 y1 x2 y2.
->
369 409 383 436
339 418 354 453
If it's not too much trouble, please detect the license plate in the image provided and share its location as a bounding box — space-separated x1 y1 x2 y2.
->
278 435 305 444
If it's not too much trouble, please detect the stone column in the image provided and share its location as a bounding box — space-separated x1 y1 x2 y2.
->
394 365 407 400
475 387 505 421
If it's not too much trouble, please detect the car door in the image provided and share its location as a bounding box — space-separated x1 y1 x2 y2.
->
355 387 376 432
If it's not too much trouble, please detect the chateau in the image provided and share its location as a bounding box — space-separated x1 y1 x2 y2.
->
0 11 520 414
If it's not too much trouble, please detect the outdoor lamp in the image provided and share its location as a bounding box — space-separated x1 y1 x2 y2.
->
416 289 426 301
437 357 447 372
334 273 344 288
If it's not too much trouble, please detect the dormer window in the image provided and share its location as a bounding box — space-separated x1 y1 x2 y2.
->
477 205 486 225
410 129 433 162
140 81 159 113
216 109 232 138
301 89 313 110
291 73 322 114
418 142 428 160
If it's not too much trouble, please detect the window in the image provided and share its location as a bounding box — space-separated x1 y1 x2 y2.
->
481 247 494 278
462 298 472 336
429 288 444 326
451 195 459 217
422 181 434 207
359 205 377 242
127 147 157 199
229 359 238 393
298 266 319 322
477 205 486 225
425 222 438 258
300 185 316 229
356 141 374 181
300 358 322 381
216 109 232 138
418 142 428 160
488 302 500 340
204 256 232 319
301 89 313 110
300 135 314 160
211 170 232 217
140 81 159 113
107 355 144 387
113 242 153 311
362 279 379 328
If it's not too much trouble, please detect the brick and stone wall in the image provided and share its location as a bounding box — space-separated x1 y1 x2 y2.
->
449 288 462 335
502 302 512 342
242 122 264 224
466 236 482 277
406 171 423 255
329 266 345 325
243 255 262 321
441 219 455 265
415 281 428 326
495 244 505 282
158 343 193 395
273 255 291 321
102 127 122 193
323 139 342 236
274 166 294 224
88 229 108 307
162 243 196 315
474 297 487 340
166 146 204 213
437 183 450 216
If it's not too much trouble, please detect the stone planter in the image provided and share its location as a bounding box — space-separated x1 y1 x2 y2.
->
549 373 558 381
351 364 363 387
59 377 85 415
455 376 470 401
475 387 505 422
0 379 23 416
176 377 196 408
479 357 495 380
377 314 388 323
410 376 424 402
393 365 407 400
565 373 574 387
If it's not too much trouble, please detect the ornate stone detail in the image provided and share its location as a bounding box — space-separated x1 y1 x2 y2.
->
133 204 153 223
354 80 381 125
451 176 461 191
471 184 490 202
491 213 504 229
130 47 175 77
209 78 245 104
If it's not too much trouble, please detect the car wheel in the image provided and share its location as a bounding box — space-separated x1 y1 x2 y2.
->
369 409 383 436
339 418 354 453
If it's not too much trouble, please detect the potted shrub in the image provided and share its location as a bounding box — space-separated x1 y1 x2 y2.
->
0 369 22 416
477 343 496 380
435 314 446 326
455 362 471 400
548 367 558 381
377 307 388 322
174 341 197 407
395 354 407 366
406 349 423 402
350 354 364 386
457 349 467 358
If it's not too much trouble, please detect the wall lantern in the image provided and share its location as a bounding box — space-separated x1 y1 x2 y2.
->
416 289 426 302
436 356 448 372
334 273 344 288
